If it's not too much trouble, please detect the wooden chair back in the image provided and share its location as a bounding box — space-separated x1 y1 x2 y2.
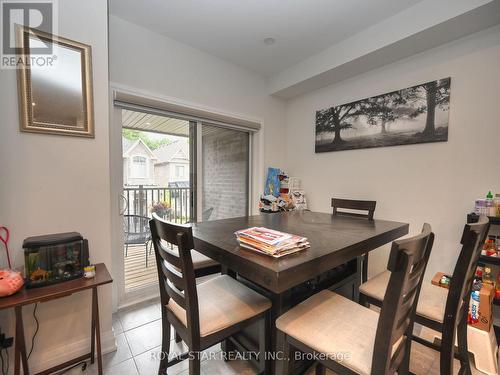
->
149 213 200 345
332 197 377 282
331 198 376 220
442 216 490 345
372 223 435 374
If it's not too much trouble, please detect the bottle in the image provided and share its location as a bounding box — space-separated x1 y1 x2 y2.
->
475 199 485 215
468 281 482 324
496 273 500 300
484 236 498 257
475 265 484 281
483 267 494 286
486 191 495 216
495 194 500 217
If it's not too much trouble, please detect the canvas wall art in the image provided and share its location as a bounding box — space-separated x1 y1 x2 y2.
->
315 78 451 153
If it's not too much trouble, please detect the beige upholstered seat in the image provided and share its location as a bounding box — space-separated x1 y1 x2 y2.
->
167 275 271 337
161 240 218 270
190 250 218 270
359 270 448 323
276 290 402 375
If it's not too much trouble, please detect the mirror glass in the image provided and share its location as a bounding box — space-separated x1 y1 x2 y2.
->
28 36 86 129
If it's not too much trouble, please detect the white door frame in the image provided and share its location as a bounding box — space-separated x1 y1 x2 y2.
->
109 84 264 309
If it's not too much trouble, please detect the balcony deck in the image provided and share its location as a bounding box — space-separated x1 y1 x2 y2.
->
125 243 157 291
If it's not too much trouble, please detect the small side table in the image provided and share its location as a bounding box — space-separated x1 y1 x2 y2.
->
0 263 113 375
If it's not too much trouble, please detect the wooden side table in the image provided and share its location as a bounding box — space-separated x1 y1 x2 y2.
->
0 263 113 375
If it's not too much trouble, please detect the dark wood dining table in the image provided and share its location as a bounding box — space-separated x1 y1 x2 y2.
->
192 210 409 374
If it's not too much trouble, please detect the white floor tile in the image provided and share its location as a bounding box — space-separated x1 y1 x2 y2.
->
119 301 161 331
103 332 133 368
105 358 139 375
125 319 163 356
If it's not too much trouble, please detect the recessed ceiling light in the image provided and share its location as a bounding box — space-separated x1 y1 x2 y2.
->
144 122 151 126
264 37 276 46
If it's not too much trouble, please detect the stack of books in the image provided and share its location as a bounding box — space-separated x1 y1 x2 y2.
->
235 227 309 258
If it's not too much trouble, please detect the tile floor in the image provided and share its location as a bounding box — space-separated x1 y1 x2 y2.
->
66 298 490 375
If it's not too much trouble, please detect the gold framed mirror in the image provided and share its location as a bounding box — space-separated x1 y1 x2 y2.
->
16 26 94 137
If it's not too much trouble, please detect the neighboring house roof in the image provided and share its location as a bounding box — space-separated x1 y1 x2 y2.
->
123 138 158 159
122 137 135 154
153 140 189 164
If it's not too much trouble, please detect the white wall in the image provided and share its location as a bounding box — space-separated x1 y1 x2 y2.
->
109 15 287 210
0 0 113 371
284 26 500 279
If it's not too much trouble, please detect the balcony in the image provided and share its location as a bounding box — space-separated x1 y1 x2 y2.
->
123 185 191 291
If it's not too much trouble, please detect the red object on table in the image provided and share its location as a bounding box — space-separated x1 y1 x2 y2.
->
0 226 12 268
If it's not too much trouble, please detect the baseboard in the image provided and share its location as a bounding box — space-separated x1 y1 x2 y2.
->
27 329 116 373
118 288 160 310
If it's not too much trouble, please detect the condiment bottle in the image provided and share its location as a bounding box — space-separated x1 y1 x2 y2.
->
496 273 500 299
486 191 495 216
483 267 494 286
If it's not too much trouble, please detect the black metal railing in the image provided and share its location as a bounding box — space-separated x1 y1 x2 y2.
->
124 185 191 224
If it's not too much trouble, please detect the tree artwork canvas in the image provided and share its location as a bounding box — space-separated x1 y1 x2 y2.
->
315 78 451 153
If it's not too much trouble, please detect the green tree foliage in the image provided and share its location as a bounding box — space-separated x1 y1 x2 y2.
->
122 129 172 150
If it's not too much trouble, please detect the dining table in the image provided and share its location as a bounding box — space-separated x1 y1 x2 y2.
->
191 210 409 374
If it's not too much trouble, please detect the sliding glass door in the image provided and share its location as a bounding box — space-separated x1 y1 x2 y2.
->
200 124 250 221
112 99 253 304
121 109 192 292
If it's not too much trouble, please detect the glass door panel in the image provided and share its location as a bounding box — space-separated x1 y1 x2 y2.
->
201 124 249 221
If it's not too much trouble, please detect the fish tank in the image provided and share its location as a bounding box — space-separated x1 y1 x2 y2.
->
23 232 90 288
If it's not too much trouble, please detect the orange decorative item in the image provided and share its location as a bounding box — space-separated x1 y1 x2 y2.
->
496 273 500 300
0 226 24 297
0 269 24 297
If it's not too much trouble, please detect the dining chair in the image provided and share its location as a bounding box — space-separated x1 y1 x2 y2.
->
332 198 377 283
171 245 221 344
359 215 489 375
276 223 434 375
149 214 272 375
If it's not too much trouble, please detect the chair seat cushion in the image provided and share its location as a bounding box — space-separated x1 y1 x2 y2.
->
359 270 448 323
276 290 399 375
167 275 271 337
191 250 218 270
160 240 218 270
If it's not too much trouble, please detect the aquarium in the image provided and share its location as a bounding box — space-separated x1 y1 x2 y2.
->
23 232 90 288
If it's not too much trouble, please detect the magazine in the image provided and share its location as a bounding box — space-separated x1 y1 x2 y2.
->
235 227 293 246
235 227 309 258
238 242 309 258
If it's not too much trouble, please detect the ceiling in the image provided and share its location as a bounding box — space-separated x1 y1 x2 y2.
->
122 110 189 137
109 0 423 77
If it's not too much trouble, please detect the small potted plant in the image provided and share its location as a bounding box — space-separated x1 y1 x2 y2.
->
151 201 171 218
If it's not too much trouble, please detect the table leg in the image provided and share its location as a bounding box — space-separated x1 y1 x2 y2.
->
90 289 96 364
14 306 29 375
92 287 103 375
220 265 237 357
271 293 288 375
353 256 362 303
220 265 236 279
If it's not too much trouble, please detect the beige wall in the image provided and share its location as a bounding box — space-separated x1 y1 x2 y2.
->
283 26 500 280
0 0 113 371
